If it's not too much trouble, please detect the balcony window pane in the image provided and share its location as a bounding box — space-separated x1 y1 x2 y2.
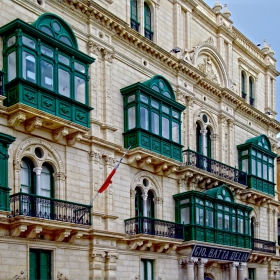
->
58 54 70 66
180 199 189 204
22 52 36 83
162 105 169 114
59 35 72 46
206 209 213 227
257 161 262 177
140 94 148 103
8 52 16 82
151 100 159 109
232 216 236 232
41 60 53 90
151 112 159 135
152 85 159 92
238 218 244 234
172 121 179 143
245 220 249 234
128 95 135 103
20 161 31 193
162 117 169 139
241 150 248 156
147 261 152 280
128 107 136 130
172 110 179 118
41 46 53 57
140 107 148 130
269 166 273 182
58 69 70 97
252 158 256 175
75 76 85 103
22 36 35 49
74 62 85 73
7 36 16 47
218 212 223 229
196 207 204 225
225 214 229 231
40 166 51 198
252 149 256 156
242 158 248 173
181 207 189 224
263 164 268 180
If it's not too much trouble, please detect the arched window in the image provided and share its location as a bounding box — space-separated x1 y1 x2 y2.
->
21 158 35 194
135 187 143 217
206 128 212 158
241 71 246 99
144 3 153 40
251 217 255 238
130 0 139 32
196 115 212 158
249 77 254 106
146 190 154 218
196 122 202 154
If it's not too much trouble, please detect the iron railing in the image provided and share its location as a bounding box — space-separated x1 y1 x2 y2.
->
9 192 92 225
124 216 184 239
182 149 247 186
252 238 276 254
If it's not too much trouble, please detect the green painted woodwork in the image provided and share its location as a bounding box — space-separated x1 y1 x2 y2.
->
0 14 95 128
173 185 252 248
141 259 154 280
237 134 276 196
144 3 153 40
30 249 51 280
121 75 185 161
0 132 15 211
131 0 138 22
241 71 246 98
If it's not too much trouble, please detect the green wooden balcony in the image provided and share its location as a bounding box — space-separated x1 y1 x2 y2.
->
247 175 275 196
9 192 92 226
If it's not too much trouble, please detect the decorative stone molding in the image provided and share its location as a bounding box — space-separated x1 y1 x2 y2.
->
67 132 83 146
138 157 152 168
25 117 43 132
55 230 71 242
26 226 42 239
140 241 153 251
57 271 68 280
127 154 142 165
92 250 106 258
8 112 26 127
156 244 169 253
53 127 69 141
11 271 27 280
89 150 102 162
129 240 143 250
69 232 83 243
10 225 27 237
197 56 220 84
53 172 66 181
104 154 116 167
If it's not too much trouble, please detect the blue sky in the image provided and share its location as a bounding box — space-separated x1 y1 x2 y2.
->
203 0 280 123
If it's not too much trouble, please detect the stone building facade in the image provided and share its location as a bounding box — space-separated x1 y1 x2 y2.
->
0 0 279 280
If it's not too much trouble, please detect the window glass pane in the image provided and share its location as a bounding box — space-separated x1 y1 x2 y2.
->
263 155 267 161
269 166 273 182
40 26 54 37
263 164 268 180
162 105 169 114
8 52 16 82
59 35 72 46
152 85 160 92
74 62 85 73
180 199 189 204
257 152 261 158
22 52 36 83
22 36 35 49
217 212 223 229
172 110 179 118
21 160 31 193
128 95 135 103
140 94 148 103
58 69 70 97
205 201 213 208
151 100 159 109
196 207 204 225
181 207 190 224
224 207 230 212
128 107 136 130
162 117 169 139
40 166 51 198
75 76 85 103
58 54 70 66
225 214 229 231
218 205 223 210
7 36 16 47
41 60 53 90
252 149 256 156
147 261 152 280
206 209 213 227
41 46 53 57
252 159 256 175
151 112 159 135
140 107 148 130
241 150 248 156
232 216 236 232
245 220 249 234
269 158 273 163
172 122 179 143
257 161 262 177
242 158 248 173
238 217 244 233
163 91 171 98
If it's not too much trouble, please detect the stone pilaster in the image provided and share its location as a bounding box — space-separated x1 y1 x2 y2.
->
90 250 106 280
104 252 119 280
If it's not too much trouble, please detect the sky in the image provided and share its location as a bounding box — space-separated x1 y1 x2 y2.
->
203 0 280 124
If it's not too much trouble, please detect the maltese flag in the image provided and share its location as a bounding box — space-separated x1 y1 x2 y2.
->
98 147 131 193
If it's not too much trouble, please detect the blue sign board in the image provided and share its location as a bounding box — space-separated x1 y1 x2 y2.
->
190 245 250 262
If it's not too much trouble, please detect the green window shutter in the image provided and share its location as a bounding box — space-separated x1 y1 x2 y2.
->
144 3 152 31
29 250 38 280
40 250 51 280
131 0 138 21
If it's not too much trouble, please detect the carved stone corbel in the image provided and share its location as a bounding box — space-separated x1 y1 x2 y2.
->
8 112 26 127
55 230 71 242
138 157 152 168
140 241 152 251
129 240 143 250
188 174 203 190
154 163 168 173
67 132 83 146
163 166 177 176
53 127 69 141
69 232 83 243
26 226 42 239
156 244 169 253
199 178 211 190
128 154 142 165
25 117 43 132
10 225 27 237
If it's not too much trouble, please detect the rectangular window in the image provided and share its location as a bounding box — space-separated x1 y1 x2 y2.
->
58 54 70 66
141 259 153 280
263 164 268 180
232 216 236 232
196 207 204 226
238 217 244 234
269 166 273 182
162 117 169 139
22 36 35 49
257 161 262 177
41 60 53 91
75 76 85 103
128 95 135 103
205 209 213 227
22 52 36 83
162 105 169 114
151 112 159 135
29 249 51 280
217 212 223 229
74 62 85 73
181 207 190 224
140 94 148 104
140 107 149 130
8 52 16 82
41 46 53 58
172 122 179 143
252 158 256 175
58 68 70 98
151 100 159 109
7 36 16 47
248 268 255 280
224 214 229 231
128 106 136 130
242 158 248 173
